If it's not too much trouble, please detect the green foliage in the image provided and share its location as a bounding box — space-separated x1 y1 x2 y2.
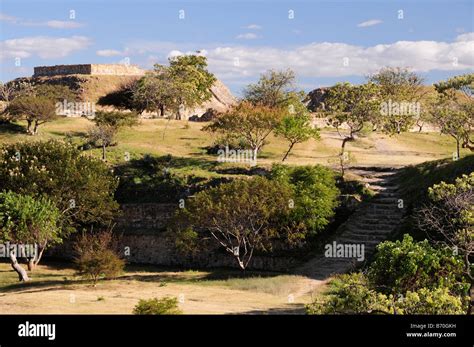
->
243 69 296 107
134 55 216 119
0 140 119 228
204 101 284 160
0 191 61 245
369 67 425 134
92 110 139 129
172 176 293 269
270 164 339 236
133 297 182 315
6 95 57 135
306 273 393 314
74 230 125 285
275 96 320 162
324 82 380 152
368 235 469 296
306 273 467 315
34 84 77 103
397 287 467 314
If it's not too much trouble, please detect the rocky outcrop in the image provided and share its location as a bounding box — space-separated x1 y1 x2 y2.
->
305 87 330 112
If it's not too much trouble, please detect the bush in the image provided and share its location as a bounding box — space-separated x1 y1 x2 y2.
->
74 230 125 285
307 273 468 315
368 234 469 296
133 297 182 315
270 164 340 236
0 140 119 228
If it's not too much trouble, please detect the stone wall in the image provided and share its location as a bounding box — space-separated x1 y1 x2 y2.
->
48 203 296 271
34 64 145 77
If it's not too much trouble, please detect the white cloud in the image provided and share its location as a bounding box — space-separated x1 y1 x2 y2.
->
96 49 124 57
0 36 92 60
244 24 262 30
0 12 83 29
46 20 83 29
236 33 259 40
115 33 474 82
203 34 474 80
357 19 383 28
456 32 474 42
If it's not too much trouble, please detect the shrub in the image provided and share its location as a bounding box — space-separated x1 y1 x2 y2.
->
133 297 182 315
74 230 125 285
270 164 340 237
397 287 467 314
368 234 469 296
0 140 119 228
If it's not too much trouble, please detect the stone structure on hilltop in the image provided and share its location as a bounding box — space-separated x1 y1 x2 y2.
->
34 64 146 77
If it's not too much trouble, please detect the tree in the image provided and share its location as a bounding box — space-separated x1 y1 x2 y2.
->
275 96 320 162
172 176 293 269
204 102 284 162
6 96 57 135
243 69 296 107
417 173 473 312
0 192 62 281
369 67 426 134
86 111 139 160
134 55 216 119
324 82 379 176
74 229 125 286
433 74 474 157
0 140 119 229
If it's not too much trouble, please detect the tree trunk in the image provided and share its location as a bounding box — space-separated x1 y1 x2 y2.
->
282 142 295 162
102 144 107 161
32 121 39 135
10 253 29 282
456 138 460 159
27 258 35 271
160 105 165 117
26 119 32 135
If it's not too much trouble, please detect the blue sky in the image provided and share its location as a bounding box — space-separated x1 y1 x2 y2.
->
1 0 473 94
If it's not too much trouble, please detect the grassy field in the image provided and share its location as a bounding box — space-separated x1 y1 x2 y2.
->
0 118 469 172
0 262 323 314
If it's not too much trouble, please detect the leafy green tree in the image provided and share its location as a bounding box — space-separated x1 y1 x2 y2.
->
0 192 61 280
243 69 296 107
433 74 474 157
275 96 320 162
0 140 119 228
369 67 426 134
6 96 57 135
204 102 284 161
86 111 139 160
172 176 293 269
397 287 467 315
324 82 379 176
270 164 339 238
134 55 216 119
34 84 77 103
368 234 469 296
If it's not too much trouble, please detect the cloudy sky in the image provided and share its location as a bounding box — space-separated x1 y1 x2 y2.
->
1 0 473 94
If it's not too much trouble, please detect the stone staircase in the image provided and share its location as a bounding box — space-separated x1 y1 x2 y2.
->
297 167 405 280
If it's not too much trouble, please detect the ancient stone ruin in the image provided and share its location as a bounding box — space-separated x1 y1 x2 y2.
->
33 64 146 77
